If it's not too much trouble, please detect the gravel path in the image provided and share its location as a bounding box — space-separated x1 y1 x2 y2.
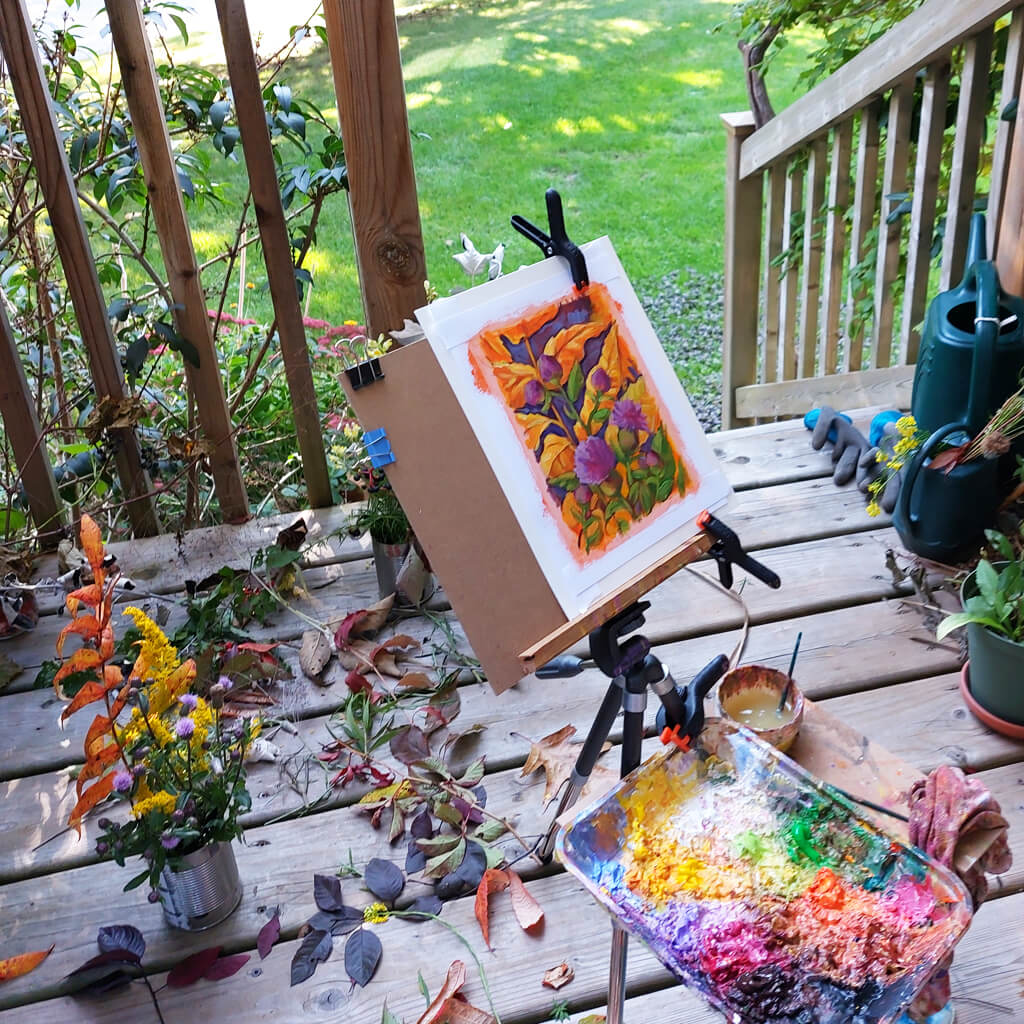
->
638 268 724 432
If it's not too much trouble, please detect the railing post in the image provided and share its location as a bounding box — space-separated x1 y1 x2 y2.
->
105 0 250 524
323 0 427 339
0 0 160 536
722 112 762 429
997 54 1024 297
216 0 333 509
0 295 64 546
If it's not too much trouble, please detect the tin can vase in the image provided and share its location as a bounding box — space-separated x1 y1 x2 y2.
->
157 841 242 931
372 538 409 599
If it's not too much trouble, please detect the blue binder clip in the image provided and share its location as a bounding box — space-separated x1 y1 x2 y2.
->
363 428 395 468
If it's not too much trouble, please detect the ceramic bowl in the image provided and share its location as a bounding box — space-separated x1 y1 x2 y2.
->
716 664 804 753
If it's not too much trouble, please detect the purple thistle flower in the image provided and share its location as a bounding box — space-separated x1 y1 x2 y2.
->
643 450 661 469
175 717 195 739
611 399 648 433
538 354 562 384
574 436 618 485
160 833 181 850
523 378 544 406
217 674 234 691
178 693 198 710
574 484 592 504
112 770 133 793
590 367 611 392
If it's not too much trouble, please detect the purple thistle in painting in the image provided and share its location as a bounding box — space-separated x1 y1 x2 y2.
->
538 354 562 384
611 399 648 432
590 366 611 392
575 436 617 485
523 379 544 407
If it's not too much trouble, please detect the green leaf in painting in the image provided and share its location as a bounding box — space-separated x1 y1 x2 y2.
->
566 362 584 402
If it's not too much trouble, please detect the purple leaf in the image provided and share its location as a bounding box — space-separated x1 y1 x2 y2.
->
344 927 382 987
405 839 426 874
403 895 442 920
96 925 145 961
65 950 143 995
167 946 222 988
203 953 250 981
290 929 332 987
364 858 405 903
313 873 345 913
410 809 433 840
389 725 431 765
257 910 280 960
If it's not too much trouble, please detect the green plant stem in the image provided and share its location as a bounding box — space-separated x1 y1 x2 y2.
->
391 911 502 1024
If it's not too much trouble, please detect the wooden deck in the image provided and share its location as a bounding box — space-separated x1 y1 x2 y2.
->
2 412 1023 1023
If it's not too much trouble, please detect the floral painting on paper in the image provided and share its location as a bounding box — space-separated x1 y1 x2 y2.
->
468 283 697 560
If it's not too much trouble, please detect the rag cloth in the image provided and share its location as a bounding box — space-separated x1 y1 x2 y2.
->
905 765 1012 1019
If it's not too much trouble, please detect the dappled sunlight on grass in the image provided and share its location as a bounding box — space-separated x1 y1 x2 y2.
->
674 69 724 88
554 115 604 137
191 228 231 258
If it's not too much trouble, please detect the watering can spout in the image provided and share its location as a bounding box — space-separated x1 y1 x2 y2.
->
960 212 988 285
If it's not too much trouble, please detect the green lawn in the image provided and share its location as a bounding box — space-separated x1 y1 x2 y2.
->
188 0 815 329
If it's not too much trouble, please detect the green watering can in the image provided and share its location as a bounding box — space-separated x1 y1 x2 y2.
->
895 255 1008 561
911 213 1024 436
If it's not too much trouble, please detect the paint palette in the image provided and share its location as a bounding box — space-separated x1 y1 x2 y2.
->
556 722 971 1024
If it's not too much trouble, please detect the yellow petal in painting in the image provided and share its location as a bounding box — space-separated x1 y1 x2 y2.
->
492 361 541 408
544 319 608 380
515 412 554 450
540 433 575 481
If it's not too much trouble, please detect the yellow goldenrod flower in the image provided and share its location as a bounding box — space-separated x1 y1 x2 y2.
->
363 902 390 924
866 500 882 517
896 415 917 437
132 790 178 817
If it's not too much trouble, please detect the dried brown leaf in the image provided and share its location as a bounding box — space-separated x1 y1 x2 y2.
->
507 871 544 932
541 962 574 989
299 630 332 680
517 724 615 806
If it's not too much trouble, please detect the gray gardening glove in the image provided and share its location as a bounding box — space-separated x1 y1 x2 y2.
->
858 421 902 513
811 406 875 486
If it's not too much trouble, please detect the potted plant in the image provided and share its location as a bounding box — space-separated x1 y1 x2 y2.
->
54 516 257 930
937 529 1024 731
349 467 411 599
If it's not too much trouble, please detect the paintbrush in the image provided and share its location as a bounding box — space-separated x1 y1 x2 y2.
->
777 630 802 713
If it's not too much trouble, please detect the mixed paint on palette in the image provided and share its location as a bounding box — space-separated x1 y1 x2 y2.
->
558 727 971 1024
467 282 696 560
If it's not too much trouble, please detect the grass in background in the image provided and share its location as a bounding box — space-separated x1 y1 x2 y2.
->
188 0 815 336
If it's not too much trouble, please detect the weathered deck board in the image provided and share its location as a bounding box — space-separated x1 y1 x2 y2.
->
3 410 1020 1024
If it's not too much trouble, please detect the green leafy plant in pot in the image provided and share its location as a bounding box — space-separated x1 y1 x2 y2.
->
350 468 411 598
937 529 1024 728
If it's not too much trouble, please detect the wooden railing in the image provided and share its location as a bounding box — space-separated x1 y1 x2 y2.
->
0 0 425 544
722 0 1024 426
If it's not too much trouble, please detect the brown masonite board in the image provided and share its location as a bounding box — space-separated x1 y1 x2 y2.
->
342 340 710 692
342 340 564 692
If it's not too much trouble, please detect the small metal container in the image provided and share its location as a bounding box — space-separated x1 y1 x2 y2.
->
157 841 242 931
372 538 409 599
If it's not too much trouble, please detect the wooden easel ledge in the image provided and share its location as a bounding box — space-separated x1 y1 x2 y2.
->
519 530 714 674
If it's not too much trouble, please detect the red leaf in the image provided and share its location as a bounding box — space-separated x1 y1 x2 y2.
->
473 869 510 948
927 443 968 474
370 634 419 661
68 772 115 833
237 641 278 654
333 595 395 648
59 681 109 722
507 872 544 932
202 953 249 981
167 946 222 988
0 945 54 982
345 670 373 696
416 960 468 1024
257 911 280 960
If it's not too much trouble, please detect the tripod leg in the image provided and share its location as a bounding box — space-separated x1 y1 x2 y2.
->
607 671 648 1024
536 675 624 861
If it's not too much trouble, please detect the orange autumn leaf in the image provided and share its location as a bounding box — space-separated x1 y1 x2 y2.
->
491 360 539 408
539 433 575 482
78 513 105 572
0 945 54 983
58 681 109 723
543 319 607 380
55 615 102 657
53 647 102 694
68 772 115 833
474 868 511 948
416 960 496 1024
476 329 516 367
517 724 617 806
65 583 103 610
74 741 121 792
507 871 544 932
515 412 554 451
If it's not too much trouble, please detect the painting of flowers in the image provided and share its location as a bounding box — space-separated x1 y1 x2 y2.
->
418 237 730 617
469 283 695 558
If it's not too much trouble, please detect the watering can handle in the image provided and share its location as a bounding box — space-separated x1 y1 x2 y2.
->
896 421 968 531
964 260 1001 434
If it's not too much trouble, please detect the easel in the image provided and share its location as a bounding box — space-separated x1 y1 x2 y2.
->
340 191 781 1020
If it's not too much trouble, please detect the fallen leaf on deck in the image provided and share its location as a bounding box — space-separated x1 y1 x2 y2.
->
0 653 22 693
579 1016 607 1023
0 945 54 982
344 927 382 987
275 517 308 550
507 871 544 931
416 960 496 1024
299 629 332 679
290 929 332 986
397 670 434 691
333 595 395 648
167 946 222 987
541 962 574 989
257 910 280 959
202 953 250 981
474 868 510 948
516 724 616 806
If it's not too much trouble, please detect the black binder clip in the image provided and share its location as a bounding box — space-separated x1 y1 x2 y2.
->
346 358 384 391
511 188 589 291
